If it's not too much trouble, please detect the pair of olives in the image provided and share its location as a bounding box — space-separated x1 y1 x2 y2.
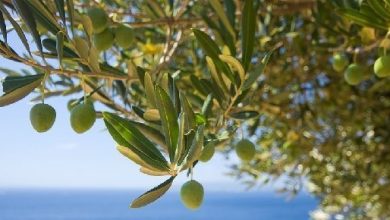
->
332 53 390 86
332 54 365 85
30 100 96 134
87 7 134 51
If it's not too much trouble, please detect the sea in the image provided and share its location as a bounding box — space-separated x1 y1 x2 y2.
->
0 189 318 220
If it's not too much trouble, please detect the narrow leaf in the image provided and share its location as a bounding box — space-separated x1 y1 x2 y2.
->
193 29 235 83
180 93 196 131
144 72 157 108
0 10 7 43
117 145 165 172
103 112 169 170
201 94 213 116
230 110 259 119
155 86 179 163
26 0 61 34
54 0 66 25
66 0 75 34
174 113 186 164
366 0 390 21
130 176 175 208
242 52 272 90
182 125 204 169
42 38 79 58
219 54 245 82
139 167 170 176
209 0 236 39
0 2 31 55
0 74 44 107
12 0 43 57
127 121 167 152
337 8 388 30
241 0 256 71
56 31 65 68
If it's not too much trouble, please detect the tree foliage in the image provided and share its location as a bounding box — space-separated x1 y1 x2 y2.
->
0 0 390 218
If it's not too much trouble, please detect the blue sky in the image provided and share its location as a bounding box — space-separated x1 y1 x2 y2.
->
0 79 244 190
0 33 251 191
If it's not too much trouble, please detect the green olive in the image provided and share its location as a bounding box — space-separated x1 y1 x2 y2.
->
114 25 134 49
87 7 109 34
374 56 390 78
180 180 204 210
70 103 96 134
235 139 256 161
344 63 365 85
199 142 215 162
332 53 349 72
93 29 115 51
30 103 56 133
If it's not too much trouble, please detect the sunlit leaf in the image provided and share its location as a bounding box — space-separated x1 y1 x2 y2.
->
130 176 175 208
0 74 44 107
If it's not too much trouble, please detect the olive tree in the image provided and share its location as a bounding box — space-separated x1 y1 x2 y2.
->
0 0 389 218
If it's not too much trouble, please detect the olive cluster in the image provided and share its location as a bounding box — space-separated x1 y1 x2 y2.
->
87 8 134 51
332 53 390 85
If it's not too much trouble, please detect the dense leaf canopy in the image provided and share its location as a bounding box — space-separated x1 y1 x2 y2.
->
0 0 389 218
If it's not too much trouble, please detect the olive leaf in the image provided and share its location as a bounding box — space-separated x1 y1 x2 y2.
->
337 8 388 30
155 86 179 163
209 0 236 39
0 74 44 107
0 10 7 43
168 76 181 115
25 0 61 35
116 145 166 172
127 121 167 152
242 52 273 90
174 113 186 164
54 0 66 26
367 0 390 22
66 0 75 34
0 2 31 56
201 94 213 117
56 31 65 68
103 112 169 171
139 167 170 176
12 0 43 58
42 38 79 58
180 125 204 171
180 93 196 131
130 176 175 208
144 72 157 108
241 0 256 71
193 29 235 83
230 110 259 119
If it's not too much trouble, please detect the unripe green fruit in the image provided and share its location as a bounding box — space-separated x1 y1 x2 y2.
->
180 180 204 210
235 139 255 161
30 103 56 133
70 103 96 134
374 56 390 78
115 25 134 49
332 53 348 72
87 7 109 34
344 63 365 85
199 142 215 162
93 29 115 51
